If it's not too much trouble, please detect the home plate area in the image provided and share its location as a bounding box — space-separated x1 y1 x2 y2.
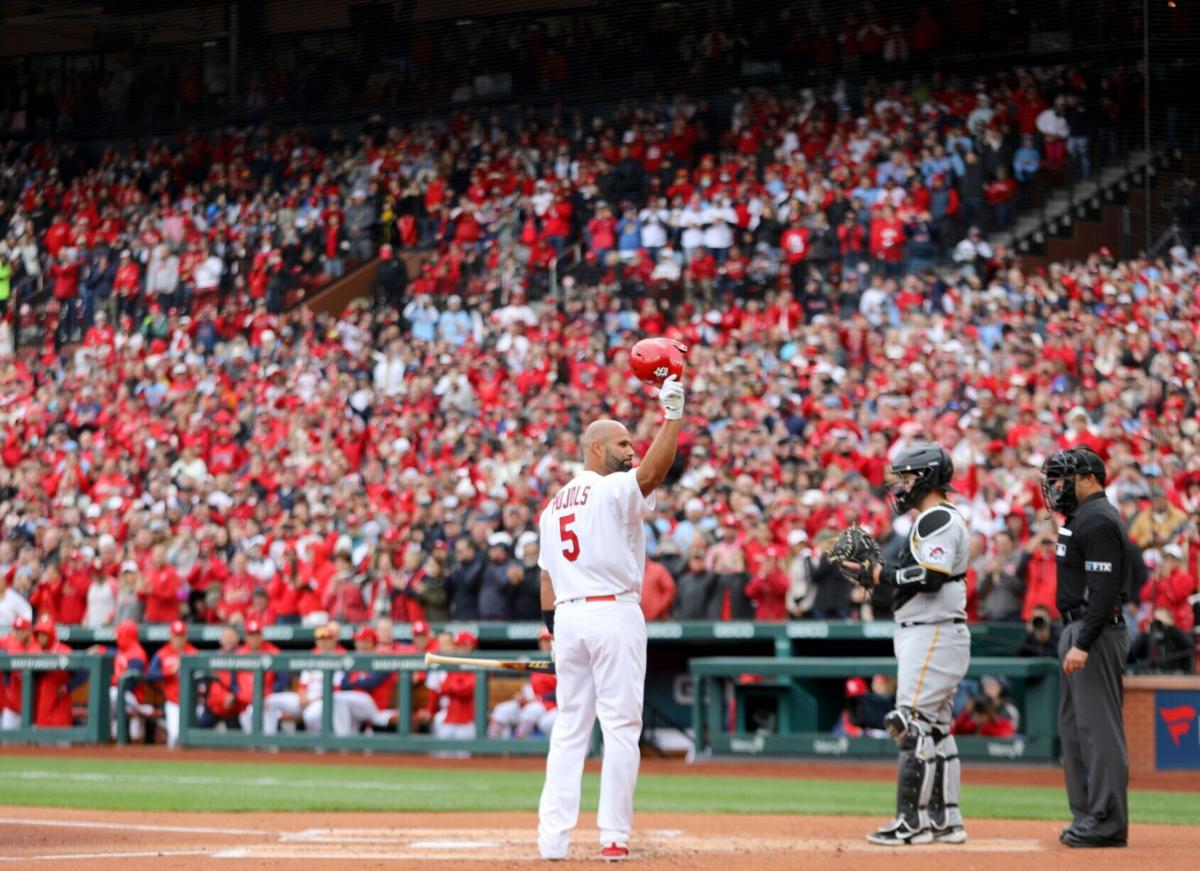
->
216 826 1044 861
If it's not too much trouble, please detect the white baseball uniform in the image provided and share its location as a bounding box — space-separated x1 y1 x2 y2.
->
536 467 653 859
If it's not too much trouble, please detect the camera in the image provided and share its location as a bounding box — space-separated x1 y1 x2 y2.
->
1031 615 1049 632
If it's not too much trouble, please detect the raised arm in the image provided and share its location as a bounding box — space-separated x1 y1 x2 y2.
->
635 376 685 497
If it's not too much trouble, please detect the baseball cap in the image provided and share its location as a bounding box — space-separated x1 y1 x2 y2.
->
1072 448 1107 485
244 619 263 635
169 620 188 636
11 616 31 631
120 560 139 573
487 531 513 549
354 626 378 644
845 677 868 698
453 631 478 650
1163 543 1185 561
412 620 431 636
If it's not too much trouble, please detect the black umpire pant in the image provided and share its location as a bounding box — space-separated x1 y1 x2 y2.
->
1058 620 1129 840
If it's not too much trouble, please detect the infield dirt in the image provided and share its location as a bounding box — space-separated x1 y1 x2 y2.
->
2 805 1198 869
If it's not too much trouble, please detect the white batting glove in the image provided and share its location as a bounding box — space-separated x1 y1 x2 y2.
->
658 375 685 420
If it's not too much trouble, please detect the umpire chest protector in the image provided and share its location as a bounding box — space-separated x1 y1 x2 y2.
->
893 503 970 623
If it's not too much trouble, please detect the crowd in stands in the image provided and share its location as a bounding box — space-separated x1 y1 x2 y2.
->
0 57 1142 352
0 76 1196 688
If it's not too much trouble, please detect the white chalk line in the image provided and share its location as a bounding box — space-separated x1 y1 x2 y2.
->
0 816 269 836
0 850 216 862
9 769 490 792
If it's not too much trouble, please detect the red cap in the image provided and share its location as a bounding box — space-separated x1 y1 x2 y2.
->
412 620 431 636
453 631 478 650
354 626 378 644
12 616 32 631
244 619 262 635
845 677 868 698
170 620 188 636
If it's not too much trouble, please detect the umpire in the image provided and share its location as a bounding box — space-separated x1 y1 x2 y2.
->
1041 447 1129 848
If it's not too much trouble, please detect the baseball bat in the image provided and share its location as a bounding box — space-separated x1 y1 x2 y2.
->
424 651 555 673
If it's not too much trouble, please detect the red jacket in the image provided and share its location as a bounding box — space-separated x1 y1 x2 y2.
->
112 620 149 703
150 640 199 704
1141 570 1197 633
33 618 75 727
141 564 182 623
0 632 37 714
745 570 791 621
1020 549 1059 621
51 261 80 300
530 672 557 710
780 226 810 264
438 671 476 725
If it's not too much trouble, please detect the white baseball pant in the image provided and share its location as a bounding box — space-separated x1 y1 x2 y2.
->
240 692 302 735
538 599 646 858
489 699 556 738
109 686 155 741
336 690 397 731
303 698 352 736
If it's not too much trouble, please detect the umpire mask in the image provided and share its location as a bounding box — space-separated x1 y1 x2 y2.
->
1040 450 1080 514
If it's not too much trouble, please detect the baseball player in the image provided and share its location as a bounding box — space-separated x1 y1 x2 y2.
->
300 623 347 735
145 620 197 747
831 443 971 846
1 616 35 730
536 375 686 862
234 620 294 736
488 626 557 738
90 619 157 741
33 615 87 728
334 626 400 733
431 631 480 745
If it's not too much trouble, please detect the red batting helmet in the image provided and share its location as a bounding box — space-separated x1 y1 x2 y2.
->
630 337 688 386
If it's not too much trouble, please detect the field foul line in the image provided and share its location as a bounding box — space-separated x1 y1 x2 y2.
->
0 817 269 836
0 850 216 862
9 769 490 792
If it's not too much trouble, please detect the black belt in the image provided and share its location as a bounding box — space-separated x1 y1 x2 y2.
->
1061 607 1124 626
899 618 966 628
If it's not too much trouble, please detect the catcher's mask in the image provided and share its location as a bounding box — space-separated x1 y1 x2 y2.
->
887 443 954 515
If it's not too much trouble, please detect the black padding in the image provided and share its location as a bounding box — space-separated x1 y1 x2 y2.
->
896 749 928 824
917 507 953 537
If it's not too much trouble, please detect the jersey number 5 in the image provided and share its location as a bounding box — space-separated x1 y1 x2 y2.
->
559 514 581 562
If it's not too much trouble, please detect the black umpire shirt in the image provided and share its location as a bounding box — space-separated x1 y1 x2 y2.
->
1055 492 1130 651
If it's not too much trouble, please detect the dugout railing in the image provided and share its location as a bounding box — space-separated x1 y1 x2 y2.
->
689 656 1061 762
0 653 112 744
53 620 1030 656
168 651 554 754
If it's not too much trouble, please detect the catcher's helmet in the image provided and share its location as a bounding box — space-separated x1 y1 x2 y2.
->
630 337 687 386
888 442 955 514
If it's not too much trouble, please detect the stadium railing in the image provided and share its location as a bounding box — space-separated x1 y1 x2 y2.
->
0 652 112 744
689 656 1061 762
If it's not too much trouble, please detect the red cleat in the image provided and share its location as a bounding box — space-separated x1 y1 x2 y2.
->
601 843 630 861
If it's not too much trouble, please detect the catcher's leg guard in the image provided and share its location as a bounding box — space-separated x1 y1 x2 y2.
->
888 710 935 831
929 731 966 840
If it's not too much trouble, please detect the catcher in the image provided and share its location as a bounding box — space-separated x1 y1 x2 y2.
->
829 443 971 846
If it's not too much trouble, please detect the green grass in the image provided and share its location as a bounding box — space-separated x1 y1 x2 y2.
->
3 756 1196 824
